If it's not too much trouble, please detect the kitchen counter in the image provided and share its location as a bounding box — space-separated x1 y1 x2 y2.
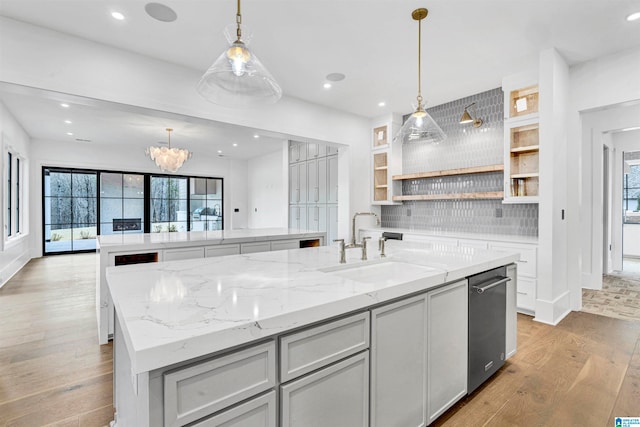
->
108 240 519 427
96 228 326 344
107 240 518 374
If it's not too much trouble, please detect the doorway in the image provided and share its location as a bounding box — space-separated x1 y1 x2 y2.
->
622 150 640 272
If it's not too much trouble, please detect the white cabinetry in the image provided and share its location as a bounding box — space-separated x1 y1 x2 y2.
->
280 352 369 427
371 294 428 427
163 247 205 261
205 244 241 257
503 73 540 203
506 264 517 359
240 242 272 254
489 242 537 314
371 115 402 205
426 280 468 424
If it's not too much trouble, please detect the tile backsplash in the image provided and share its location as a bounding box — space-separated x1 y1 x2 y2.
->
381 87 539 237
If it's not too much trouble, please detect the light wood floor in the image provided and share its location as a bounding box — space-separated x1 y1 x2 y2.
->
1 254 639 426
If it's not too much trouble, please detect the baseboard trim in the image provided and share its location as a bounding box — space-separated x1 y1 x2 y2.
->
0 249 32 289
534 290 571 325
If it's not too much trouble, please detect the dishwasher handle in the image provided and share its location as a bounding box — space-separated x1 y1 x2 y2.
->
471 276 510 294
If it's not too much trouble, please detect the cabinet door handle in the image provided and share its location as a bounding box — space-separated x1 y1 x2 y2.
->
517 260 528 263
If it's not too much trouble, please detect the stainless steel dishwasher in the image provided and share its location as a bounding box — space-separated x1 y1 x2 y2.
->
467 266 510 394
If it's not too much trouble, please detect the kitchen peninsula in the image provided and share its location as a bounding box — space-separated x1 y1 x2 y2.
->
96 228 326 344
107 240 519 427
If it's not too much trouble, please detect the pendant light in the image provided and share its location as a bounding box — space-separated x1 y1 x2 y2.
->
146 128 192 173
396 8 446 144
196 0 282 107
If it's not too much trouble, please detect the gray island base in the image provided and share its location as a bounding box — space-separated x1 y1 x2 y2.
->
107 240 519 427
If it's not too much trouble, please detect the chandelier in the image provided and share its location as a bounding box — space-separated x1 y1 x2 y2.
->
196 0 282 107
146 128 192 173
396 8 446 144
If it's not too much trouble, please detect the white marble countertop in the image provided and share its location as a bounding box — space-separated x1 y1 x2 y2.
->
360 226 538 244
97 227 325 251
107 240 519 374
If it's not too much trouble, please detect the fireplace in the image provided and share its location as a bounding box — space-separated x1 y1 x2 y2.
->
113 218 142 232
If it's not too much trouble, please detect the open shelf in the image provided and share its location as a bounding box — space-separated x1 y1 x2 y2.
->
393 164 503 181
511 172 539 179
393 191 504 202
510 145 539 153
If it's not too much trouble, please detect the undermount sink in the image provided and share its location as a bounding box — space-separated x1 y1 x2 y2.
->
319 260 440 285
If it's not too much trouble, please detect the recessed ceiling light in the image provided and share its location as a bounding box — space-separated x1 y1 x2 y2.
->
60 103 69 108
111 11 125 20
253 134 259 139
217 150 222 154
66 132 73 136
627 12 640 21
233 143 238 147
326 73 346 82
378 101 386 107
64 120 72 124
323 83 332 89
145 3 178 22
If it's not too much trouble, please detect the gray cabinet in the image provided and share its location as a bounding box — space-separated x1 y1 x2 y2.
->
426 280 468 424
240 242 272 254
280 312 370 382
288 141 338 238
163 341 276 427
163 247 205 261
192 391 276 427
280 351 369 427
205 244 241 258
371 294 428 427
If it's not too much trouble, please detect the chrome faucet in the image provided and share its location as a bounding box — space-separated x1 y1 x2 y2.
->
361 236 371 260
348 212 380 247
333 239 346 263
378 236 387 258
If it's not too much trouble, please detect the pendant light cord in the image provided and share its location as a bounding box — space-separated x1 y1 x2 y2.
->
236 0 242 41
416 17 423 108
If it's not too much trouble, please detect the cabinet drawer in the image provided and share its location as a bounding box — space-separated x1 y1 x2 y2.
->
164 341 276 427
270 239 300 252
240 242 271 254
205 244 240 258
163 247 205 261
281 352 370 427
192 391 276 427
280 312 370 382
489 243 537 278
516 277 536 313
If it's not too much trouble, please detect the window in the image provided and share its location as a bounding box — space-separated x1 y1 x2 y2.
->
189 178 223 231
6 152 11 237
624 163 640 224
42 167 223 254
16 158 20 234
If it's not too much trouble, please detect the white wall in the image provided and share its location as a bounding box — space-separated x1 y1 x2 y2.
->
28 138 249 257
247 147 288 229
566 46 640 310
0 102 31 287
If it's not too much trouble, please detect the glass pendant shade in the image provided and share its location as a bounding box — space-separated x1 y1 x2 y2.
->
196 0 282 107
397 8 446 145
397 108 446 144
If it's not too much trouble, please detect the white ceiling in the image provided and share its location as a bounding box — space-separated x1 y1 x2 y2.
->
1 0 640 157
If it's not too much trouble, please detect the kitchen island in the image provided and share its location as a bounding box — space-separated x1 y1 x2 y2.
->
96 228 326 344
108 240 519 427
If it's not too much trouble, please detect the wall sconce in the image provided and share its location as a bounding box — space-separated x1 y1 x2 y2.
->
460 102 483 128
